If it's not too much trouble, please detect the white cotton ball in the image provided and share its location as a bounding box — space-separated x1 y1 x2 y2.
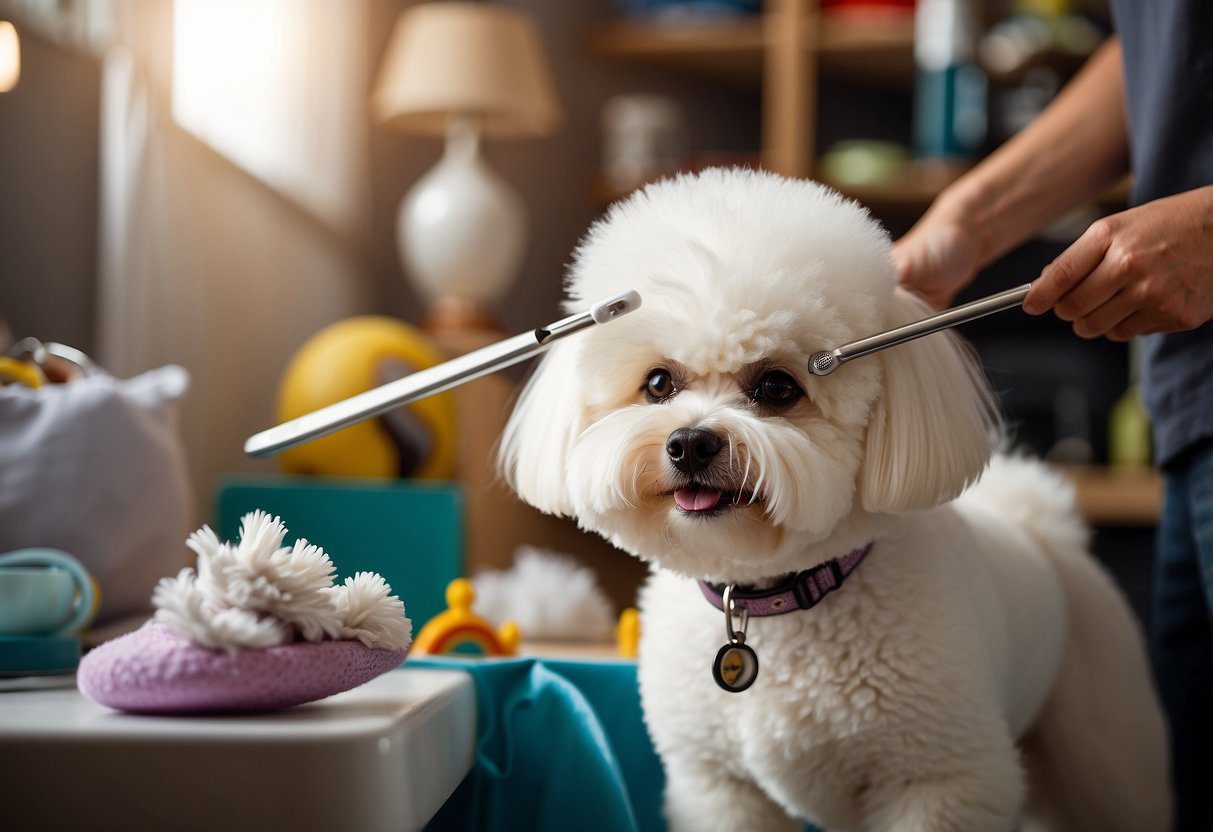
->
473 547 616 642
324 572 412 651
152 568 289 654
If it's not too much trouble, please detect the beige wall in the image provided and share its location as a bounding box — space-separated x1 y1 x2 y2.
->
0 30 101 351
1 1 764 346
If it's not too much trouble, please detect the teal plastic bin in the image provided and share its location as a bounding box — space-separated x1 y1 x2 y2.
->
216 475 463 629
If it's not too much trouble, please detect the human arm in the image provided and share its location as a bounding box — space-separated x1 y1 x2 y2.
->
893 39 1130 308
1021 185 1213 340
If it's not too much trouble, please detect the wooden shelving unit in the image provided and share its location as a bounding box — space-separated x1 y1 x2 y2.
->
583 0 942 218
585 13 913 89
585 4 1127 216
585 1 915 185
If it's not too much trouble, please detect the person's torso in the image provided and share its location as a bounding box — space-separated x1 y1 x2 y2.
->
1109 0 1213 465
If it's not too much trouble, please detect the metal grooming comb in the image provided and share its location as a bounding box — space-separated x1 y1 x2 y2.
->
808 283 1032 376
244 290 642 458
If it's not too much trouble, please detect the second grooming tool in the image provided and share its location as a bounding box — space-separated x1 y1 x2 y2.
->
808 284 1032 376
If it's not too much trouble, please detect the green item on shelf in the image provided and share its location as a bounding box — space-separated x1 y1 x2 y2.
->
1108 385 1152 468
216 475 464 630
820 140 911 188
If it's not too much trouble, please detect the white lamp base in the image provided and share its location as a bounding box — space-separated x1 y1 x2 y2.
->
398 117 526 313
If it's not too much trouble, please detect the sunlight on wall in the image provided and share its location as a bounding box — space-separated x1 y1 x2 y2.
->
0 22 20 92
171 0 365 230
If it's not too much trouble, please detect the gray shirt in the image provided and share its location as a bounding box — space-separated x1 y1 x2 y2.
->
1109 0 1213 466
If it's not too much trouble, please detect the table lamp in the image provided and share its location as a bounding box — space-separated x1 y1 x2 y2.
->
372 2 561 329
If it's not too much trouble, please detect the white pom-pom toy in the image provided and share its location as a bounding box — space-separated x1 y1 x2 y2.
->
473 546 615 642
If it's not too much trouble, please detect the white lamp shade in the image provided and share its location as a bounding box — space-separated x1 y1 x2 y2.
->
372 2 561 138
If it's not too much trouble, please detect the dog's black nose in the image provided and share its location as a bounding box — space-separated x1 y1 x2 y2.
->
666 428 722 474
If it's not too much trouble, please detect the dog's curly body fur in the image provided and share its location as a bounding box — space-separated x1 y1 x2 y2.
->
641 459 1160 831
501 169 1170 831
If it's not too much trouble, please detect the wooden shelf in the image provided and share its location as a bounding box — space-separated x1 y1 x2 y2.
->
820 160 969 215
817 14 915 86
594 164 1132 220
1060 464 1162 527
592 159 966 216
585 17 765 85
585 13 913 88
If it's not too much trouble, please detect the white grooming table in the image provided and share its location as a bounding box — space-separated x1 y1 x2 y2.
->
0 668 475 832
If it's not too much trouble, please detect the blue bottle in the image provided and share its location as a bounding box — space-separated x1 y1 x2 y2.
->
914 0 988 159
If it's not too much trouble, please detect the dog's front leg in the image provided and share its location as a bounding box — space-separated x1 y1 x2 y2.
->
663 759 800 832
862 761 1026 832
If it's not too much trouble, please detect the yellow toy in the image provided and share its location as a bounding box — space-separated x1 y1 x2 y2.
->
276 316 457 480
0 356 45 388
411 579 520 656
616 607 640 659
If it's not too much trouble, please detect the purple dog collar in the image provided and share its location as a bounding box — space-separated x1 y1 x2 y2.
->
698 542 874 617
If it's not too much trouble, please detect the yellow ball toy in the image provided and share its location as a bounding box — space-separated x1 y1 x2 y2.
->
276 316 457 480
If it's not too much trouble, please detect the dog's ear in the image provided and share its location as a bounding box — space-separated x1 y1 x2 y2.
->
498 342 585 516
859 288 998 514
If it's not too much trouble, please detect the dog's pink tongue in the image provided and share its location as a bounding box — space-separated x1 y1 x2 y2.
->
674 487 722 511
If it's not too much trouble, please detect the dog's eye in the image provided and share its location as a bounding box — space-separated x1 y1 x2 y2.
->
754 370 802 406
644 369 676 403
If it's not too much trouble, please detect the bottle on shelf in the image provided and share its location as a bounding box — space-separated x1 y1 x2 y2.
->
913 0 988 160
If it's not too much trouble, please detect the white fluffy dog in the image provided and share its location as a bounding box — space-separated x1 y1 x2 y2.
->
499 168 1170 831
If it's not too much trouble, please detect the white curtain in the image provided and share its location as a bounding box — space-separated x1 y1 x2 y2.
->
94 0 374 523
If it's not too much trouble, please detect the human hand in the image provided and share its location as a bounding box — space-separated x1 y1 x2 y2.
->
1024 187 1213 340
891 210 984 310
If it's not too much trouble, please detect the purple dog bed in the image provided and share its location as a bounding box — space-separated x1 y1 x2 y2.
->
78 623 408 714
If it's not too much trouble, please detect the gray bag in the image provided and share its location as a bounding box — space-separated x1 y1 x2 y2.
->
0 365 192 625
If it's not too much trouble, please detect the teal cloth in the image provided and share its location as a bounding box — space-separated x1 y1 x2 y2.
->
411 657 822 832
411 657 664 832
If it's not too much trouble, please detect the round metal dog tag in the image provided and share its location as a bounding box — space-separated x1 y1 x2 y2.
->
712 642 759 693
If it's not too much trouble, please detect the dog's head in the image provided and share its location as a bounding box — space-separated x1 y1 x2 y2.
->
500 169 997 581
